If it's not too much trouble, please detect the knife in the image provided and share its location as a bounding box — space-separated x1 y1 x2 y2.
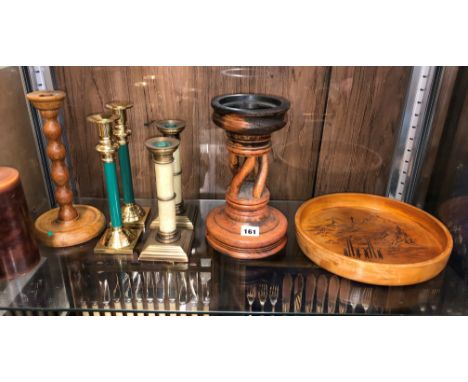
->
98 272 111 316
282 274 293 313
200 272 211 315
327 276 340 313
305 273 316 313
86 273 99 316
188 271 199 313
155 271 166 316
121 272 133 316
143 272 155 316
178 272 188 315
293 274 304 313
110 273 123 316
338 278 350 314
316 274 328 313
167 271 177 315
132 272 144 316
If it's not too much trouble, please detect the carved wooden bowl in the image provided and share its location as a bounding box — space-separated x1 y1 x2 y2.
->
295 193 453 286
211 93 290 137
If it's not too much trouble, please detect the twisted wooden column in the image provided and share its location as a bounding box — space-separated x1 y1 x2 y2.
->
27 91 105 247
227 152 269 200
38 95 77 221
206 93 290 259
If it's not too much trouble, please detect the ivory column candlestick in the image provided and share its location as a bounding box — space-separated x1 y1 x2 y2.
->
26 91 105 247
156 120 184 213
151 119 197 230
206 93 290 259
87 112 142 255
139 137 193 263
105 101 150 229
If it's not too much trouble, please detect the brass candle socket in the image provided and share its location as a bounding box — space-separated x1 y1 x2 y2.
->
87 112 142 255
90 113 119 163
106 101 150 229
139 136 193 263
150 119 198 231
105 100 133 145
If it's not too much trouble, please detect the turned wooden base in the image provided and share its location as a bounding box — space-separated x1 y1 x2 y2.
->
34 205 105 247
206 205 287 259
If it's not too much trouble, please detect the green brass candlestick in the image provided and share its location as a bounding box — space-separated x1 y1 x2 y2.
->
150 119 197 231
139 136 193 263
106 101 150 229
88 112 142 255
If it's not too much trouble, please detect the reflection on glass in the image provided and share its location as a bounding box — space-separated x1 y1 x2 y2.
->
134 81 147 88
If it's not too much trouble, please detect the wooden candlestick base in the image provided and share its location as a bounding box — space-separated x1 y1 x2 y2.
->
206 94 290 259
206 201 288 259
27 91 105 247
35 205 105 248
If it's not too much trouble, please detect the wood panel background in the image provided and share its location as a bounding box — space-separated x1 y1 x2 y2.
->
54 66 410 201
426 67 468 211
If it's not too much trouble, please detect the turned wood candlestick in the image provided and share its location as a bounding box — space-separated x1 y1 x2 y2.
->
26 91 105 247
206 94 290 259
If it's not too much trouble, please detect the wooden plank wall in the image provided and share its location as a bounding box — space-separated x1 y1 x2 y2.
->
54 66 410 201
426 67 468 211
314 67 411 195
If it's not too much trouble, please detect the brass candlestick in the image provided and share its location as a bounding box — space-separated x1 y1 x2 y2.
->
26 91 105 247
150 119 197 230
139 137 193 262
87 112 142 255
106 101 150 229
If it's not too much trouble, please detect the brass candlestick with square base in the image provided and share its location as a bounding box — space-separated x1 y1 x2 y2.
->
150 119 197 230
139 137 193 262
26 91 105 247
106 101 150 229
87 113 142 255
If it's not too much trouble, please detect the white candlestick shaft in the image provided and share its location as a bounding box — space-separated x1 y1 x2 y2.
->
173 147 182 206
154 162 176 233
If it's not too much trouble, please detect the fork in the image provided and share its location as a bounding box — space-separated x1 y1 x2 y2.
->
258 282 268 312
269 284 279 313
349 287 361 313
429 288 440 313
418 288 429 313
361 288 373 314
246 284 257 313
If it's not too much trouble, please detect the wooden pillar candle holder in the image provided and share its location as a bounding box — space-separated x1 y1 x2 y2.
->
139 137 193 262
26 91 105 247
105 101 150 229
150 119 198 230
0 167 40 279
206 94 290 259
87 113 142 255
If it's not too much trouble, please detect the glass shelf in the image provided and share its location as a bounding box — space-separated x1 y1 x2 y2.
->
1 199 467 316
